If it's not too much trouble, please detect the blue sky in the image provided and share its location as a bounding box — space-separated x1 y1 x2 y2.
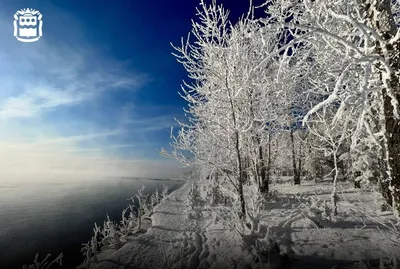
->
0 0 261 178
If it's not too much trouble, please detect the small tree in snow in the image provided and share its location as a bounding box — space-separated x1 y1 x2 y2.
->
128 185 147 231
119 204 138 238
161 184 169 200
101 215 123 249
306 108 348 216
186 182 202 210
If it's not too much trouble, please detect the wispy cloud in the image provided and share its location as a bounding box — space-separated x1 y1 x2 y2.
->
0 45 146 121
0 7 182 179
119 103 179 131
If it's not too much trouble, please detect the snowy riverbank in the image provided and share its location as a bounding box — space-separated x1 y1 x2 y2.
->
85 178 193 269
85 177 400 269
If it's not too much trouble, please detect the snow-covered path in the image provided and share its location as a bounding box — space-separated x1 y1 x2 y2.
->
92 180 201 269
90 177 400 269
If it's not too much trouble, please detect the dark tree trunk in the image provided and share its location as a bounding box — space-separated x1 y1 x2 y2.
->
228 84 246 218
243 156 249 184
260 133 270 193
382 63 400 212
290 129 301 185
235 129 246 218
379 141 392 203
266 132 272 189
238 172 246 217
259 144 267 193
362 0 400 213
298 140 303 180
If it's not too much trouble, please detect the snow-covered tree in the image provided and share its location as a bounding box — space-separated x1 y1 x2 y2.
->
262 0 400 215
162 0 283 218
306 107 349 215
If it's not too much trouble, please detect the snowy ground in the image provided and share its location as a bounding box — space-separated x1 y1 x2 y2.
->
263 178 400 268
88 177 400 269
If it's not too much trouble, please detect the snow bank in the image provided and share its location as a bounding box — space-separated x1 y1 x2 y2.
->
85 177 400 269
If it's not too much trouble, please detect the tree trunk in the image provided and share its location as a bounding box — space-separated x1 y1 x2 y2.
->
379 140 392 203
243 156 249 184
236 130 246 218
260 133 270 193
228 82 246 218
266 132 272 189
363 0 400 214
254 156 261 190
383 70 400 214
332 150 339 216
232 122 246 218
298 140 302 182
290 129 300 185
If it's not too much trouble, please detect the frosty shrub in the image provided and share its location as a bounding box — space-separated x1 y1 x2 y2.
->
207 183 261 240
80 222 102 268
22 253 63 269
204 180 225 206
307 195 332 223
211 199 251 244
267 190 279 202
250 236 282 269
122 184 167 235
128 185 148 231
275 174 283 185
161 184 169 200
186 182 202 210
80 242 93 268
101 214 123 249
245 192 266 236
185 182 203 219
143 188 162 217
79 184 170 267
119 204 138 239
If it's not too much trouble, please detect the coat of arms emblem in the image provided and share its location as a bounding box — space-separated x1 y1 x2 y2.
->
13 8 43 43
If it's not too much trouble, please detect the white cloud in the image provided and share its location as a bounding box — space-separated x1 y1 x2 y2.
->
0 8 182 180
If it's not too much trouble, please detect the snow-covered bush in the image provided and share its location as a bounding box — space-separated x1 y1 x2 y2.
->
22 253 63 269
143 188 163 217
246 192 265 236
128 185 147 231
80 223 102 268
80 242 92 268
185 182 203 219
202 176 225 206
250 236 282 269
160 184 169 200
186 182 201 209
211 198 251 244
307 195 332 223
101 214 123 249
119 204 138 239
153 188 160 204
79 184 170 267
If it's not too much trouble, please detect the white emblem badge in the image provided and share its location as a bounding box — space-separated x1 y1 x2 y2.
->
13 8 43 43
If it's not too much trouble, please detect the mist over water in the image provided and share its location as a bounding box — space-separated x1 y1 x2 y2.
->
0 175 183 269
